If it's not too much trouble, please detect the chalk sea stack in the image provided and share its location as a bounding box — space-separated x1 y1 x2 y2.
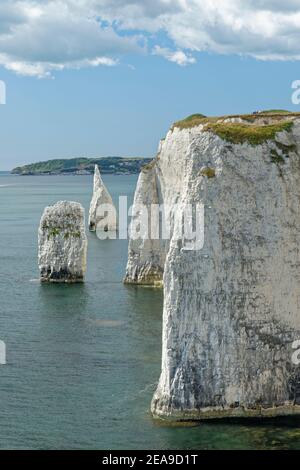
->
38 201 87 283
88 165 117 232
124 166 165 286
125 111 300 419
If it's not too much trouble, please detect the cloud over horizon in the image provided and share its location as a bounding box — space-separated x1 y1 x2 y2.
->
0 0 300 77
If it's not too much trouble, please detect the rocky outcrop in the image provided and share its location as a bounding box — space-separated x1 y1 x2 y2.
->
124 163 166 285
124 133 188 285
125 112 300 419
38 201 87 282
88 165 117 232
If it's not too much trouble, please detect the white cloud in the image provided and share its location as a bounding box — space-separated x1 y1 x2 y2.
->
93 0 300 60
153 46 196 66
0 54 118 79
0 0 140 77
0 1 300 77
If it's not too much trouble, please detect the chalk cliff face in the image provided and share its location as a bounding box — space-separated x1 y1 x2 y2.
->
126 112 300 419
89 165 117 232
38 201 87 282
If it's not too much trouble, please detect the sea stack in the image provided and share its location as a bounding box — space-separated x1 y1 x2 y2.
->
38 201 87 282
124 162 165 286
88 165 117 232
125 112 300 419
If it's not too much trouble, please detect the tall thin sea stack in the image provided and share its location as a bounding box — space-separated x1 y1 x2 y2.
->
38 201 87 282
88 165 117 232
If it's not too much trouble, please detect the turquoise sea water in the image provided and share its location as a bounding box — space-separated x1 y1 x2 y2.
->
0 173 300 450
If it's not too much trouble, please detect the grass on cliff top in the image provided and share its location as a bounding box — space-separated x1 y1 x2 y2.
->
172 114 211 129
172 111 297 145
205 120 294 145
259 109 290 113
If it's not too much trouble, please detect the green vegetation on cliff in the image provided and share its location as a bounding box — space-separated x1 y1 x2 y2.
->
12 157 152 175
205 121 294 145
172 110 299 146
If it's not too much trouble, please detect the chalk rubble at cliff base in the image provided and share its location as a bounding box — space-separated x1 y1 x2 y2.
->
38 201 87 283
125 112 300 419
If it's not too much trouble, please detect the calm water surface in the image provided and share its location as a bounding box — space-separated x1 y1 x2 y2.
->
0 173 300 449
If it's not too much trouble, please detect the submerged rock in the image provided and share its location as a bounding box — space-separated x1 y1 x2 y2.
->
38 201 87 282
125 112 300 419
88 165 117 232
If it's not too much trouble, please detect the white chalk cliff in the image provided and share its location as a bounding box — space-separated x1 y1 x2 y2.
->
38 201 87 282
125 112 300 419
88 165 117 232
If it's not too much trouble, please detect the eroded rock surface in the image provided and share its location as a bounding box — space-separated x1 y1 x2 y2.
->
124 166 165 285
126 112 300 419
38 201 87 282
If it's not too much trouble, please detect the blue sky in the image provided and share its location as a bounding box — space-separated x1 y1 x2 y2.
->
1 0 300 170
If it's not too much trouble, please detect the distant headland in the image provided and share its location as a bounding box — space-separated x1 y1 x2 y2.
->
11 157 152 176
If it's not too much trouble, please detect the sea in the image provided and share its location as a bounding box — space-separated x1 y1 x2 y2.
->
0 172 300 449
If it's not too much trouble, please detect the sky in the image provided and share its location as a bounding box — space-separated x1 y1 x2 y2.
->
1 0 300 170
